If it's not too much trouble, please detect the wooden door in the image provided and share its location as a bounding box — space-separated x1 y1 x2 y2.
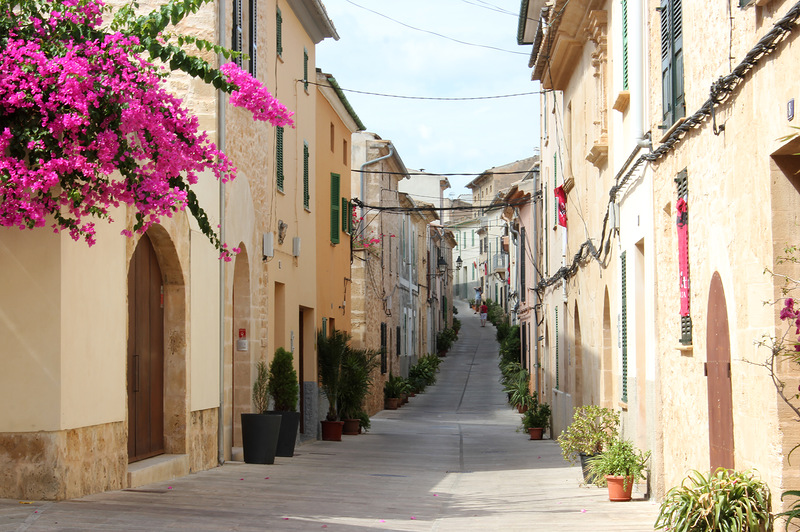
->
706 271 734 470
127 234 165 463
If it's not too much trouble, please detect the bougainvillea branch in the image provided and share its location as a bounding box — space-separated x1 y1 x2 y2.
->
0 0 293 259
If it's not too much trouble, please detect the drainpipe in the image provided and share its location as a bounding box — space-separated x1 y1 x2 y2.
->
630 0 644 143
217 0 227 467
359 142 394 233
508 211 522 321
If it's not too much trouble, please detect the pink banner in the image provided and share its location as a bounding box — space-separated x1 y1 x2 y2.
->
554 185 567 227
676 198 690 316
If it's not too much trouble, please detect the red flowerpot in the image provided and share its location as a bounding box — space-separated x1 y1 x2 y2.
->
605 475 634 501
528 427 544 440
517 404 528 414
320 420 344 441
342 419 360 435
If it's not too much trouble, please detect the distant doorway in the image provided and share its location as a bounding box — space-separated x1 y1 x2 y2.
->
127 234 165 463
706 271 734 471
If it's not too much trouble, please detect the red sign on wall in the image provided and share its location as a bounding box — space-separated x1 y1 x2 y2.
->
238 328 247 339
676 198 690 316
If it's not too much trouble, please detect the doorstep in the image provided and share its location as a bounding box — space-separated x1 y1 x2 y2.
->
126 454 190 489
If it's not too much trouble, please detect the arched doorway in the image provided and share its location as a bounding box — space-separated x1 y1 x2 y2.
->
127 233 164 462
602 288 613 408
230 246 251 453
707 271 734 470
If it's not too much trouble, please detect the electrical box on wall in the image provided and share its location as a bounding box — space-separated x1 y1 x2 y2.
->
262 232 274 260
293 237 301 258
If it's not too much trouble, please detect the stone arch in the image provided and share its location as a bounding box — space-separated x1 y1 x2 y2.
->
602 287 613 408
127 225 188 459
229 244 251 454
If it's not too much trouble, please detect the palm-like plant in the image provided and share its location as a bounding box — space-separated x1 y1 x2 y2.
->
317 328 349 421
338 346 380 420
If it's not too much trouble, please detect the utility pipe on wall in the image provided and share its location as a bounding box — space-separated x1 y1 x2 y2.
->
217 0 227 467
359 143 394 234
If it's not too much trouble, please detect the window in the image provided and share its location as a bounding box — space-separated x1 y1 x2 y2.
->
303 48 309 92
276 7 282 57
341 198 349 235
471 230 475 246
520 228 526 301
622 0 628 91
232 0 243 67
248 0 257 76
342 139 348 166
380 323 387 374
620 251 628 402
660 0 684 127
330 123 334 152
303 141 309 209
276 126 284 192
675 169 692 344
330 173 340 244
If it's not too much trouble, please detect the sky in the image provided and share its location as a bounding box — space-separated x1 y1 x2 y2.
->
315 0 541 198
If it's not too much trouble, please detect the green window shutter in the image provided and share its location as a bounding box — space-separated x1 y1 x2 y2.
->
341 197 349 234
248 0 257 76
232 0 243 66
276 7 282 57
555 307 559 390
303 142 309 209
348 200 354 233
622 0 629 91
471 230 475 246
303 48 309 91
276 127 284 192
553 153 558 225
330 173 340 244
661 0 684 126
621 251 628 403
675 169 692 345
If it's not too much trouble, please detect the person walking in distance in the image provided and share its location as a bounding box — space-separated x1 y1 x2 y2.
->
479 302 488 327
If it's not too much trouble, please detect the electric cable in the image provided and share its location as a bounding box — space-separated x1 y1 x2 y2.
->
302 79 539 100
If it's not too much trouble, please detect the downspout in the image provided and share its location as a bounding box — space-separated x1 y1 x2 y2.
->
630 0 644 142
217 0 227 467
359 143 394 234
509 211 522 321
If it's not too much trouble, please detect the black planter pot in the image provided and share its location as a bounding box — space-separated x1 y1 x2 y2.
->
579 452 599 485
241 413 282 464
266 411 300 457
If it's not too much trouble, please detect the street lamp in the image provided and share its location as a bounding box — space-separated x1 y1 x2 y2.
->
455 256 463 270
437 256 447 273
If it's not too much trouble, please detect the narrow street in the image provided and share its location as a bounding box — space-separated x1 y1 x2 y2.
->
1 300 658 531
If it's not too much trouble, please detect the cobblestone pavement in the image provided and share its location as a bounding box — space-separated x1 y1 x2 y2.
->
0 300 658 531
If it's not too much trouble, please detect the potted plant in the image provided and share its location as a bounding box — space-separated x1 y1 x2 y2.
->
317 328 348 441
504 369 533 412
384 373 404 410
521 397 551 440
265 347 300 457
338 346 379 435
240 360 282 464
586 439 650 501
436 329 452 357
556 405 620 484
655 469 772 531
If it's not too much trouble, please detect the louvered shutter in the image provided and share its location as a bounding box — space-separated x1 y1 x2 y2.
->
661 0 684 126
303 48 309 91
276 7 282 56
621 251 628 403
233 0 243 67
672 0 685 121
555 307 559 390
520 228 526 301
248 0 257 75
330 174 340 244
303 142 309 209
341 198 348 234
380 323 387 374
660 0 673 125
276 127 284 191
622 0 629 91
675 169 692 344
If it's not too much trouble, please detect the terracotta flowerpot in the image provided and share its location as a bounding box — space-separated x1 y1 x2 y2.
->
517 404 528 414
342 419 360 435
385 397 400 410
605 475 634 501
320 420 344 441
528 427 544 440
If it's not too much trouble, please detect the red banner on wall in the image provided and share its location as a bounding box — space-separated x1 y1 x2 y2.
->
676 197 690 316
554 185 567 227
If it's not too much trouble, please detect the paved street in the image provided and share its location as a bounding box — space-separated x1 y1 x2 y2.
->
0 300 658 531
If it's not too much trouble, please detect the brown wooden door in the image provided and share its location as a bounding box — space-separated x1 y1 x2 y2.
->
706 271 734 470
127 234 165 463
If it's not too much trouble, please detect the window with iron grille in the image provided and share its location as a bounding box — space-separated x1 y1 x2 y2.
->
276 7 282 56
380 323 387 374
248 0 257 76
303 142 309 209
621 251 628 403
276 126 284 191
232 0 243 67
330 173 340 244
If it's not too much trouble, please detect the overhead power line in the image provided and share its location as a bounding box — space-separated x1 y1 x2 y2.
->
344 0 530 56
303 80 538 101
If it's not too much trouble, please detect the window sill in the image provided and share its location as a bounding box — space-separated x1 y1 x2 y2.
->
676 343 693 355
619 401 628 411
658 117 686 144
613 90 630 113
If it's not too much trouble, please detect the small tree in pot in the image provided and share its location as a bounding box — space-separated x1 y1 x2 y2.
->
266 348 300 457
338 346 379 435
317 328 348 440
586 438 650 501
241 361 282 464
520 396 551 440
